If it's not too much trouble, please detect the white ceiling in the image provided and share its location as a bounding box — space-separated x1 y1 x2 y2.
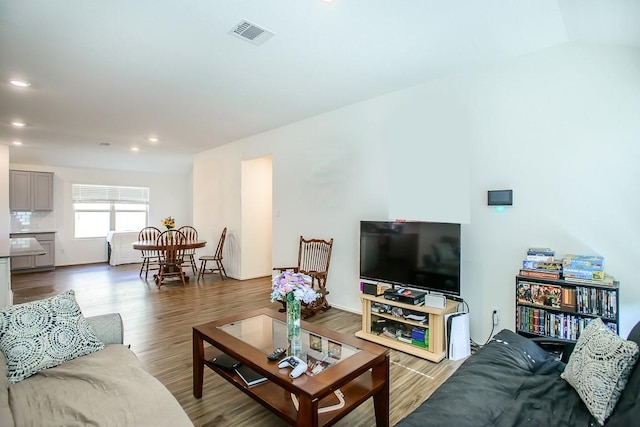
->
1 0 639 174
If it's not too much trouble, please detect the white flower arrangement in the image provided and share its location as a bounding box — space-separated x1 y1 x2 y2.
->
271 271 319 304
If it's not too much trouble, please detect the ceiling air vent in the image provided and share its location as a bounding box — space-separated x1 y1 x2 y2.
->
228 20 275 46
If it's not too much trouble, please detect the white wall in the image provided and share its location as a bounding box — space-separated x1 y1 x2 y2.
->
0 145 11 306
461 43 640 340
0 146 9 247
9 163 192 266
194 41 640 343
193 102 390 311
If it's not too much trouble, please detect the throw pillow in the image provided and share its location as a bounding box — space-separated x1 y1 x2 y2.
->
0 290 105 383
561 318 639 425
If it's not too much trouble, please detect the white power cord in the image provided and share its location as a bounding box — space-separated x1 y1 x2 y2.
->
290 389 345 414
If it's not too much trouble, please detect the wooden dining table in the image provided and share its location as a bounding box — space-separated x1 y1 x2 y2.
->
132 240 207 252
132 239 207 283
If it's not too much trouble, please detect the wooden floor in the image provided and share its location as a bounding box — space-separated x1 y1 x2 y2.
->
11 264 463 427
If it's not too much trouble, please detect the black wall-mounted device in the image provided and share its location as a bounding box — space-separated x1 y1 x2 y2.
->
487 189 513 206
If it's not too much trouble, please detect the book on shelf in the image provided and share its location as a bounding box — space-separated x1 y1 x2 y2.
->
211 353 241 371
563 275 617 287
526 247 555 257
517 281 563 309
519 269 561 280
562 254 604 271
563 268 605 281
560 287 577 312
517 281 532 304
517 306 617 340
575 287 618 318
531 284 562 309
525 254 556 262
522 260 563 271
235 365 268 387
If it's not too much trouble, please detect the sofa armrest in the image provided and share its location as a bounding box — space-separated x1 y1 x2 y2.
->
86 313 124 345
531 337 575 363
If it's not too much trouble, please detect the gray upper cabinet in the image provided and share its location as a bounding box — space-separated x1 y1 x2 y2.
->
10 170 54 211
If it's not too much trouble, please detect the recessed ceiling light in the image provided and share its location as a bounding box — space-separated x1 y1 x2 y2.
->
10 79 31 87
148 137 158 142
11 121 26 127
131 147 140 152
12 140 22 146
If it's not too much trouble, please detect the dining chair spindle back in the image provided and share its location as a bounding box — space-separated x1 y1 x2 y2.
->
138 226 161 280
197 227 228 281
178 225 199 274
156 229 188 287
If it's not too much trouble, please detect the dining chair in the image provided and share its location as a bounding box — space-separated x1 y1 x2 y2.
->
197 227 228 282
273 236 334 318
178 225 198 274
138 226 161 280
155 229 188 287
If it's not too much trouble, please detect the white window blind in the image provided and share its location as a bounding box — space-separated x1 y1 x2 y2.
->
72 184 149 204
72 184 149 238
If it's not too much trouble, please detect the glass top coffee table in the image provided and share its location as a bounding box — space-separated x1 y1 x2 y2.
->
193 308 390 427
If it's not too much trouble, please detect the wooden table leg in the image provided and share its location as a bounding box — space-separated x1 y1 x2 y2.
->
372 354 390 427
193 329 204 398
296 393 319 427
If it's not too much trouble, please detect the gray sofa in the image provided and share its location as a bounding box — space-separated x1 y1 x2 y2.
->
1 313 193 427
396 320 640 427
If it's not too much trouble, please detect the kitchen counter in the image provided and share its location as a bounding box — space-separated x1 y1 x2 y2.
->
10 230 58 235
9 233 56 272
10 238 47 257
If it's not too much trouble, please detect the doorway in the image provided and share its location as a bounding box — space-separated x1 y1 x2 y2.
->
240 156 273 279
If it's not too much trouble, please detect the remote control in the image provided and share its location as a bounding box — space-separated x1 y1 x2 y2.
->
277 356 308 378
267 347 286 361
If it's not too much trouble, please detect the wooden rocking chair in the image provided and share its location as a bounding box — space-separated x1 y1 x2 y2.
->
273 236 334 319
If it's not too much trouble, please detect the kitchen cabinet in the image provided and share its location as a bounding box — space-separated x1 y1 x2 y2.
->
9 233 56 272
10 170 54 211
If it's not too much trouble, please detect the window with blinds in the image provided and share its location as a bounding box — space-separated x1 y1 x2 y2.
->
72 184 149 238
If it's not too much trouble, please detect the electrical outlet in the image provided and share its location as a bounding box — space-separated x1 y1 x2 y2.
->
492 308 500 326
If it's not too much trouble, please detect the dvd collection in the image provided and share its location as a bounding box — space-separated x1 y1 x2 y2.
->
517 306 617 340
517 280 617 319
516 247 619 341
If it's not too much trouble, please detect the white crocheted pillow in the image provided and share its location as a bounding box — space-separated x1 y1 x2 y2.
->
561 318 639 425
0 290 104 383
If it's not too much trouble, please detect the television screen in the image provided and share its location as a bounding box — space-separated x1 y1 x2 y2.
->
359 220 461 296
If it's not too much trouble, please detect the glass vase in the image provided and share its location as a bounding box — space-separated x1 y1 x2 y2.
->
286 297 301 357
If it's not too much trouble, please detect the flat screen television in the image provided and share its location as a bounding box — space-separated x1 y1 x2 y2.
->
359 220 461 296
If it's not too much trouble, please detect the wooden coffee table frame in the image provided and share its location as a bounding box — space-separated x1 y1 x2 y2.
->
193 308 390 427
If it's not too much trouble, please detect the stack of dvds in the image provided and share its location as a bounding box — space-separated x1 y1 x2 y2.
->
519 247 562 280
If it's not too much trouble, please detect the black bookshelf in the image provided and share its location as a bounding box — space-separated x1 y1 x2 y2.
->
515 275 619 342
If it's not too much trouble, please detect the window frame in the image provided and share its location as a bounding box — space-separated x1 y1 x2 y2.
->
72 184 150 238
